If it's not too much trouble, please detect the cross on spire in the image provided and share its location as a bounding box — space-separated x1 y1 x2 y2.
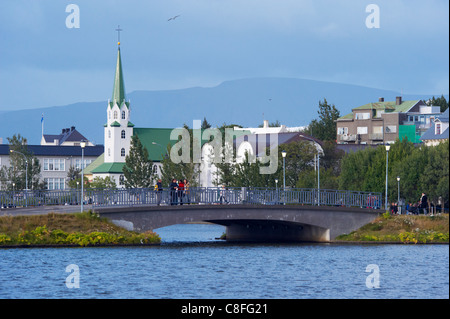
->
115 25 123 45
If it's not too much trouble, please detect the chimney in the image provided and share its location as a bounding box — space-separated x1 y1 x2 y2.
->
263 120 269 128
379 97 384 102
71 126 75 131
396 96 402 105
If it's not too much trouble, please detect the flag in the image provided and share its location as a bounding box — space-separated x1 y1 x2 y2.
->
41 113 44 123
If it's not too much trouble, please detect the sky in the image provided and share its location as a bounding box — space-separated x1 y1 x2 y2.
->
0 0 448 111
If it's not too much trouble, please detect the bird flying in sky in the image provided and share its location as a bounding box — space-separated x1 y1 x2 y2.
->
168 15 180 21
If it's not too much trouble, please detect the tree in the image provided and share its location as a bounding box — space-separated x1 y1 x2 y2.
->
201 117 212 129
307 99 341 142
280 141 317 188
0 134 43 190
160 123 199 187
90 176 117 189
426 95 448 113
122 135 155 188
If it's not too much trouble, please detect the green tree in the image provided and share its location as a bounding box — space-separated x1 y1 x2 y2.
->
0 134 43 190
90 176 117 189
201 117 212 129
426 95 448 112
420 140 449 206
307 99 341 142
122 135 155 188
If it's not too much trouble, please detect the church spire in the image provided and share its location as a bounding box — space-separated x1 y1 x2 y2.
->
111 45 126 106
111 25 126 107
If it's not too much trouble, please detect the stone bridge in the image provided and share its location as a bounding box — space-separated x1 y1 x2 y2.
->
94 204 380 242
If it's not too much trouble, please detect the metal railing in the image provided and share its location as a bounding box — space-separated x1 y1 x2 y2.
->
0 187 382 210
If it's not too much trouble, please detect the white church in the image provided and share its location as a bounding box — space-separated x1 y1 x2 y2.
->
89 42 322 188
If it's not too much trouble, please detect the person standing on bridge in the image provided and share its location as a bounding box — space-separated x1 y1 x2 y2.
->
170 179 178 205
184 179 190 204
156 179 163 206
178 179 185 205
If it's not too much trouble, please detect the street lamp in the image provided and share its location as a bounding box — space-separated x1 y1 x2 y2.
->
397 176 401 214
385 144 390 212
298 134 321 206
275 179 278 203
80 141 86 213
281 150 287 191
10 150 28 191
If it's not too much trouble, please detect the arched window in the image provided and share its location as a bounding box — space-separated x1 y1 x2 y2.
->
121 130 126 139
119 175 125 185
121 148 125 157
108 130 111 138
113 111 118 119
122 111 126 119
108 148 111 156
108 111 111 119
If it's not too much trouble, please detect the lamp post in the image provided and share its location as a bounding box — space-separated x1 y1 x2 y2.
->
385 144 390 212
10 150 28 191
281 151 286 190
10 150 28 207
275 179 278 203
298 134 321 205
80 141 86 213
397 176 400 214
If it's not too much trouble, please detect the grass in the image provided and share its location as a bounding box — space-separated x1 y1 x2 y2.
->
0 211 160 247
336 214 449 244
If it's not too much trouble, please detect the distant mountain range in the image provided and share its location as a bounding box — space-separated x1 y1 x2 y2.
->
0 77 447 145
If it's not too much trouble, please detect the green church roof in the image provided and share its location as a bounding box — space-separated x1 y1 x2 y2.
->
91 162 125 174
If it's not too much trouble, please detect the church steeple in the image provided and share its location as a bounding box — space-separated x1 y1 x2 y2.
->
111 45 126 106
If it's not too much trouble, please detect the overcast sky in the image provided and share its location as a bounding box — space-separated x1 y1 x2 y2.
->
0 0 448 111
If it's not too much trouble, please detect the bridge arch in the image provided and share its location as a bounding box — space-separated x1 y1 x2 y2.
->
95 204 379 243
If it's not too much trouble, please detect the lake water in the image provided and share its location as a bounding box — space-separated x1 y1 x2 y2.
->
0 224 448 299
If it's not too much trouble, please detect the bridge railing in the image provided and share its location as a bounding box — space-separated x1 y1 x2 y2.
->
0 187 382 209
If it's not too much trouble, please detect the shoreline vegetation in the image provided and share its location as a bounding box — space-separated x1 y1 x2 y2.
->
0 211 161 247
335 213 449 244
0 212 448 247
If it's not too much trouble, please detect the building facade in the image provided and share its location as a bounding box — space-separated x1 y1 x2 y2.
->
336 97 443 145
0 144 103 190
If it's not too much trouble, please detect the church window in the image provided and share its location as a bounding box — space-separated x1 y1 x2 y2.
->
121 130 126 139
114 111 118 119
121 148 125 156
108 148 111 157
108 130 111 138
119 175 125 185
109 111 111 119
122 111 126 119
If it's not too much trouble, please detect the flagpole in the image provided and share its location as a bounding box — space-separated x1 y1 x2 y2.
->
41 113 44 137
